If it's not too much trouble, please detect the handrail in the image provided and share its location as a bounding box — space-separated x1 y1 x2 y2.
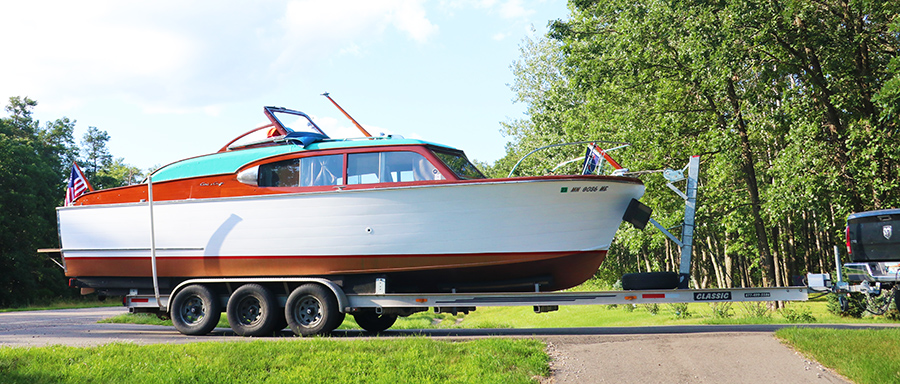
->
506 140 629 178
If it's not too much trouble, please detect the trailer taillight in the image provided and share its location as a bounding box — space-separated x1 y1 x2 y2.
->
845 225 852 255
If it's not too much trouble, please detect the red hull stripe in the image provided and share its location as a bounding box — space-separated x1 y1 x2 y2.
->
64 251 585 261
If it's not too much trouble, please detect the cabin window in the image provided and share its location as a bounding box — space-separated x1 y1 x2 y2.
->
301 155 343 186
257 154 343 187
432 150 485 180
258 159 300 187
347 151 443 185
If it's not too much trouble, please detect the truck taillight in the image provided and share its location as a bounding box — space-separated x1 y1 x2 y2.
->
845 225 852 255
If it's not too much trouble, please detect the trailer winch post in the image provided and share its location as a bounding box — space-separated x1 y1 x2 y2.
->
646 155 700 289
676 156 700 288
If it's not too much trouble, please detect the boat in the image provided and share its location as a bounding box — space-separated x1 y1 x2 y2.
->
58 106 647 296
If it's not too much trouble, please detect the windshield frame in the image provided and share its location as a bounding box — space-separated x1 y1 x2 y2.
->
264 106 327 137
430 147 486 180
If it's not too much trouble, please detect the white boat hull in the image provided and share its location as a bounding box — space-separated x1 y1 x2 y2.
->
59 177 643 291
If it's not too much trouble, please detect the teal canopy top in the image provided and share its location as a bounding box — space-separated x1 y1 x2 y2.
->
149 138 455 183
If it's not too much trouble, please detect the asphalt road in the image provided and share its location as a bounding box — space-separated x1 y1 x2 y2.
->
4 306 891 383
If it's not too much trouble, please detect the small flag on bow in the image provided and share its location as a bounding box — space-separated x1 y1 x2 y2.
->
65 163 93 206
581 143 623 175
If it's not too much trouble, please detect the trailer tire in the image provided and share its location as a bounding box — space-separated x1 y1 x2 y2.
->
621 272 680 290
353 311 397 333
226 284 278 337
286 283 341 336
171 284 221 336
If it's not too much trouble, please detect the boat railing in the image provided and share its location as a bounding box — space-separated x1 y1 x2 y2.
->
507 140 629 178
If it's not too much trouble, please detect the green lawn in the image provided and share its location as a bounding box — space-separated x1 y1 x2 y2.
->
776 327 900 384
0 297 121 313
0 338 548 384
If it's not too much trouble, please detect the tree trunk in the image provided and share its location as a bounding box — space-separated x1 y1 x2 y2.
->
724 231 734 288
726 78 776 287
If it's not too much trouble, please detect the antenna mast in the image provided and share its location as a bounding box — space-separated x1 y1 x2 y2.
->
321 92 372 137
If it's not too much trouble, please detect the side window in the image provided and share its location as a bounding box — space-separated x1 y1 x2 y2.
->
432 150 485 179
257 155 343 187
300 154 343 186
258 159 300 187
347 151 443 185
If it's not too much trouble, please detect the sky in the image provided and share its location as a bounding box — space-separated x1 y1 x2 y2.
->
0 0 570 171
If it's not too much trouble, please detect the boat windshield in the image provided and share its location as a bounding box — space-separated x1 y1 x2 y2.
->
431 149 485 180
267 107 327 137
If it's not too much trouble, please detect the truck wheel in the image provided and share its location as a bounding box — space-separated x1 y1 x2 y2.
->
353 311 397 333
226 284 278 337
286 284 341 336
171 284 221 336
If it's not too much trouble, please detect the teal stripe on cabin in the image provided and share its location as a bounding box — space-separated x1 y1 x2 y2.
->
148 138 458 182
150 145 301 182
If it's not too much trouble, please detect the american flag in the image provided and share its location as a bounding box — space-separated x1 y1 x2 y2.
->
581 143 624 175
581 145 603 175
65 163 93 206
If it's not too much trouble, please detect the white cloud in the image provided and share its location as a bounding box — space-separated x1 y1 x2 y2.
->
497 0 535 19
440 0 535 19
389 0 439 42
0 0 437 115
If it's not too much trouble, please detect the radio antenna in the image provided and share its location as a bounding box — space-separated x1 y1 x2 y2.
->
321 92 372 137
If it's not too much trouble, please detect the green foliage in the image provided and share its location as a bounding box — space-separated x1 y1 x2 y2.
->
739 302 772 319
499 0 900 289
776 328 900 384
780 306 816 323
668 303 691 319
827 293 868 318
641 303 660 315
0 97 76 307
0 97 143 308
708 302 734 319
0 338 549 384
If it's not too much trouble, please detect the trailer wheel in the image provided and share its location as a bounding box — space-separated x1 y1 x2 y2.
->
353 311 397 333
226 284 278 337
171 284 221 336
286 284 341 336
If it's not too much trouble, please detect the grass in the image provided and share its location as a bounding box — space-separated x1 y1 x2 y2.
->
0 297 122 313
0 338 548 384
776 327 900 384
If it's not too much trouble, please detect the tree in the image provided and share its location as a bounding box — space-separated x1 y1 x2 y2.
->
498 0 900 288
0 97 77 306
80 126 115 189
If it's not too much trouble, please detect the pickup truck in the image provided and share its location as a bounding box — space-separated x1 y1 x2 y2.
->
844 208 900 312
